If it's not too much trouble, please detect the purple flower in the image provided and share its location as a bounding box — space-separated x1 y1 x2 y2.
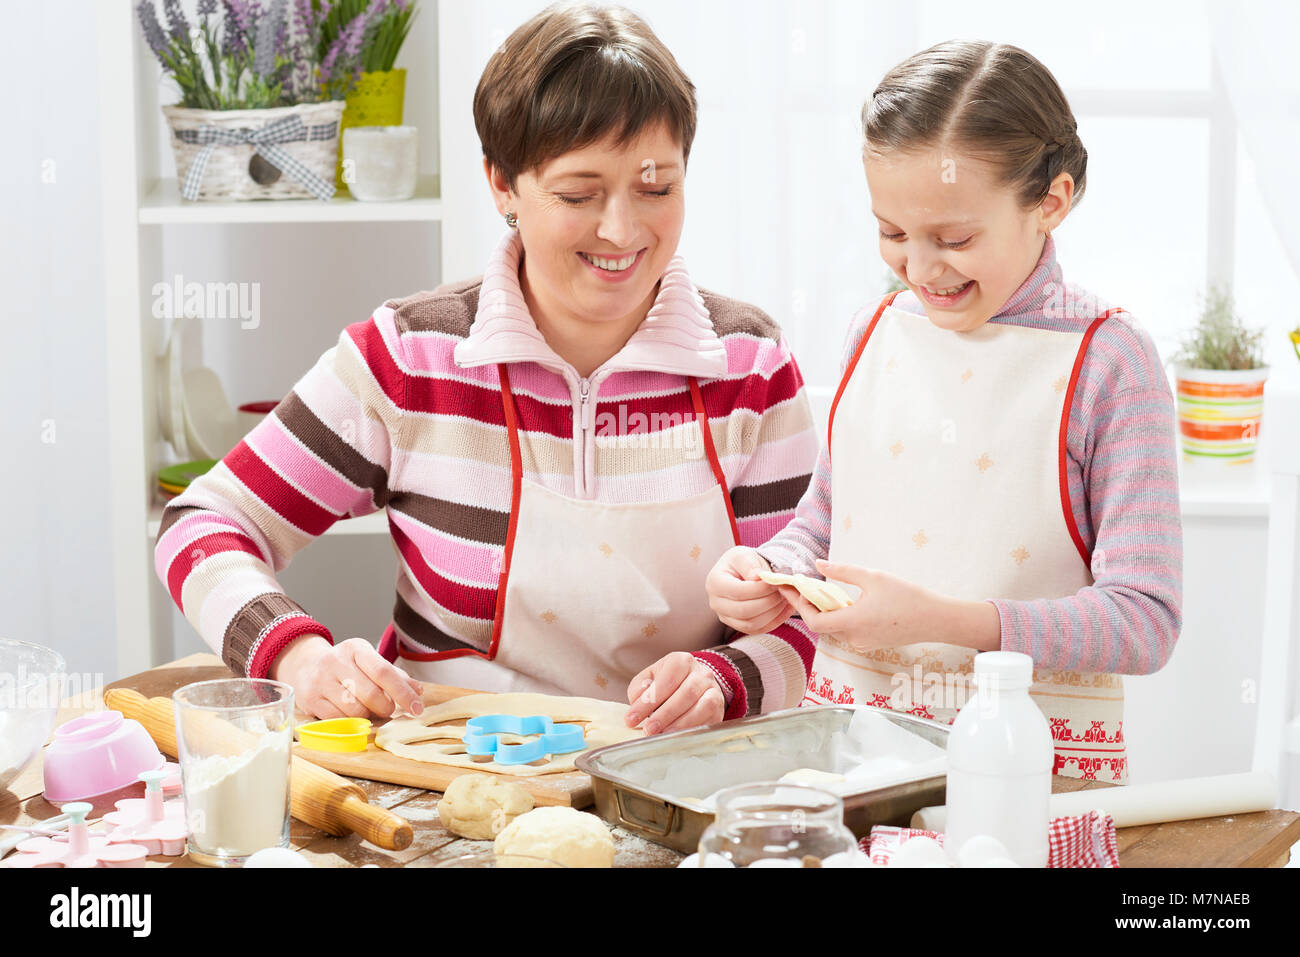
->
198 0 218 17
222 0 253 56
320 35 342 83
341 10 366 59
253 0 286 78
162 0 190 42
136 1 170 65
292 0 314 39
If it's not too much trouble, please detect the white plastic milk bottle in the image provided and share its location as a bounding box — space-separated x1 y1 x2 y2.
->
944 651 1053 867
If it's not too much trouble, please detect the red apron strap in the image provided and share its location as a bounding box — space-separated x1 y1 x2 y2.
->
689 377 741 545
487 363 526 658
1057 308 1125 569
827 291 901 462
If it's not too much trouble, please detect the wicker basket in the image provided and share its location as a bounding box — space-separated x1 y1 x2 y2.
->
162 100 346 201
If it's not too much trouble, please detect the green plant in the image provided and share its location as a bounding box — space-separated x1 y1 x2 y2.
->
317 0 417 77
1175 285 1266 371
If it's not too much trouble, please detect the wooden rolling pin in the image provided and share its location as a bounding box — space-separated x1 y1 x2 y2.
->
105 688 412 851
910 771 1279 832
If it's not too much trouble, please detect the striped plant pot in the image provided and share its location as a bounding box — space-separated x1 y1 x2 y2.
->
1174 365 1269 463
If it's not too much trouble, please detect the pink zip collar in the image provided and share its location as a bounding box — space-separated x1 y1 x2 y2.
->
453 230 729 379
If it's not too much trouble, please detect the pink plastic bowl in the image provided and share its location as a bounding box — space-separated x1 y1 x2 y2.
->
42 711 165 802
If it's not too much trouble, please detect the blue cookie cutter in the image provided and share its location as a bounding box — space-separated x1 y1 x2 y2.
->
463 714 586 766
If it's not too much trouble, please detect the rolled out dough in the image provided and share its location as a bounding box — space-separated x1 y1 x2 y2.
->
374 692 644 776
759 571 854 612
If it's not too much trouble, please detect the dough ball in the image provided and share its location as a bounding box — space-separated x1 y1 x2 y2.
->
437 774 534 840
493 806 615 868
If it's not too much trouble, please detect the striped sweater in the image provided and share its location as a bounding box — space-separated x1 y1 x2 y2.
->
760 234 1184 675
154 229 821 718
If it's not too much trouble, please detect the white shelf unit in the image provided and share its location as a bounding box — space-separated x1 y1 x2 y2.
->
96 0 481 676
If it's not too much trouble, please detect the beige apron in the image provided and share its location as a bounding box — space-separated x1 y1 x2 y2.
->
388 369 739 700
804 293 1129 783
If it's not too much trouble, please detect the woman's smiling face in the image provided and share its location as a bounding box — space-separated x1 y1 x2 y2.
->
487 122 686 335
865 146 1069 332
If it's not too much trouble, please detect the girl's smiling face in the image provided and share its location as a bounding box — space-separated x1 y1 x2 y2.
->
865 147 1072 332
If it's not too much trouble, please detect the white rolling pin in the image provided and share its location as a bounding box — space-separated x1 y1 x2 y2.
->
911 771 1278 831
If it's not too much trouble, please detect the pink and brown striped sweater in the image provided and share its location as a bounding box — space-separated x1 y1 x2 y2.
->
154 230 821 718
760 234 1184 674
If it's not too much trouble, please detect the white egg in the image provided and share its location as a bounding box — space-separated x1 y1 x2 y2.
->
243 847 313 868
984 857 1021 867
676 852 736 869
747 857 805 868
955 834 1012 868
823 850 876 868
891 836 951 868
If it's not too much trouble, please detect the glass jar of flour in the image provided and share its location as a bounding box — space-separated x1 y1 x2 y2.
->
173 679 294 867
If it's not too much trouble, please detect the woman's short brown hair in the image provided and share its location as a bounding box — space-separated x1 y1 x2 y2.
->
473 3 698 188
863 40 1086 210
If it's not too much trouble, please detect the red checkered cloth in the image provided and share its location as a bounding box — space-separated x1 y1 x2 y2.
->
862 810 1119 867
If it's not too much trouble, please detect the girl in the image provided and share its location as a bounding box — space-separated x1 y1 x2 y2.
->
674 40 1183 783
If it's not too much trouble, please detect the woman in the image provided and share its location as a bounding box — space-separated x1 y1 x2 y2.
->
153 3 820 733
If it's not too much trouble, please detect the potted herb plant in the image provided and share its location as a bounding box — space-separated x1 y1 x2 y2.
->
137 0 355 201
314 0 419 193
1172 285 1269 464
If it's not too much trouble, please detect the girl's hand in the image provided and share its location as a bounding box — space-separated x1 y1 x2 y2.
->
705 545 795 635
271 635 425 720
624 652 726 735
778 560 941 652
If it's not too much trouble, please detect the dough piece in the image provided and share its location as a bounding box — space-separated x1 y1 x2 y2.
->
374 692 644 776
780 768 848 788
758 571 854 612
493 806 615 868
437 774 534 840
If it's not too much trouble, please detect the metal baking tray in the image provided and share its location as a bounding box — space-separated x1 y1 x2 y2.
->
577 705 949 854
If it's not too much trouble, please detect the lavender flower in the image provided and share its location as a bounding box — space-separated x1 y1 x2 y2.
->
222 0 253 57
162 0 190 42
253 0 286 78
292 0 314 36
136 1 171 66
341 10 367 59
319 33 342 83
198 0 218 17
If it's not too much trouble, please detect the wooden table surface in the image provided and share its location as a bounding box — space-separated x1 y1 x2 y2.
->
3 653 1297 868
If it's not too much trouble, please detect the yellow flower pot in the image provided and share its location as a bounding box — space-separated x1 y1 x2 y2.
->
335 68 407 194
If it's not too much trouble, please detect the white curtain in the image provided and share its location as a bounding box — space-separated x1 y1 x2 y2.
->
445 0 918 421
1211 2 1300 284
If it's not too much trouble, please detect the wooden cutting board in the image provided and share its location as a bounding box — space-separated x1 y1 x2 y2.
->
104 664 606 808
291 683 602 808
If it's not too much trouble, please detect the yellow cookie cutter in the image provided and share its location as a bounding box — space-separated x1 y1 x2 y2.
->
296 717 372 753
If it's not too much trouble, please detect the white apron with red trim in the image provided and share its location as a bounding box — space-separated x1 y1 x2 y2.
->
392 372 739 701
804 295 1129 783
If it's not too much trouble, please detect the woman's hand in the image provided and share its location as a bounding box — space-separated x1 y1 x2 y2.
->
706 545 795 635
624 652 726 735
270 635 426 720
